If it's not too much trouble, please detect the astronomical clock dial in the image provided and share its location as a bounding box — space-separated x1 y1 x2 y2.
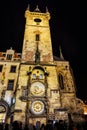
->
30 82 45 96
30 100 44 115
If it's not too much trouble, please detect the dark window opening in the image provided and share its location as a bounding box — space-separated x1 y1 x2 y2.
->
58 74 64 89
36 34 40 41
0 65 3 72
10 65 16 73
7 80 14 90
2 54 6 57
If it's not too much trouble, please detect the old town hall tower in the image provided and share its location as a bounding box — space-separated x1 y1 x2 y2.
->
0 5 85 125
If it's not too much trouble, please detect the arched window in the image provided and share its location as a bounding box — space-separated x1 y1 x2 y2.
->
58 73 64 89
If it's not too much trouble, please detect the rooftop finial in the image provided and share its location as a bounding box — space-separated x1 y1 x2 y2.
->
46 6 49 13
34 5 41 12
27 4 30 11
10 47 12 50
59 46 64 60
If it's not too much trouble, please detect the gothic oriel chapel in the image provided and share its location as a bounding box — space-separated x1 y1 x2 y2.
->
0 5 85 125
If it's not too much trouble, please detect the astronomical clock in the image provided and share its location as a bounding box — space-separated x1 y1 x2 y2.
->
29 81 46 116
30 82 45 96
27 65 49 118
30 100 45 115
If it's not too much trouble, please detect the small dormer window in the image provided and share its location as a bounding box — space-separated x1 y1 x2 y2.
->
6 54 12 60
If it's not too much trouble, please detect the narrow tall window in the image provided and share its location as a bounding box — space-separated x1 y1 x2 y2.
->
0 65 3 72
22 87 27 97
36 34 40 41
7 80 14 90
58 73 64 89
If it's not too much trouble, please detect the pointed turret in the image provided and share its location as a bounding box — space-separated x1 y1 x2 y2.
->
27 4 30 11
46 6 49 13
59 46 64 60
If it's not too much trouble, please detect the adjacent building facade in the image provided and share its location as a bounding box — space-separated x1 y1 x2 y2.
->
0 6 85 125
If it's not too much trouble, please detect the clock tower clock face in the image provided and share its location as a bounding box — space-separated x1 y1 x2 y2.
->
30 82 45 96
30 100 44 115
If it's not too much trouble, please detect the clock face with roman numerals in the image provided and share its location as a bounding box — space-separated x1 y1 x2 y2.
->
30 82 45 96
30 100 44 115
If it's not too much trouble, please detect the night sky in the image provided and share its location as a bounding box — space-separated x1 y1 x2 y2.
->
1 0 87 101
